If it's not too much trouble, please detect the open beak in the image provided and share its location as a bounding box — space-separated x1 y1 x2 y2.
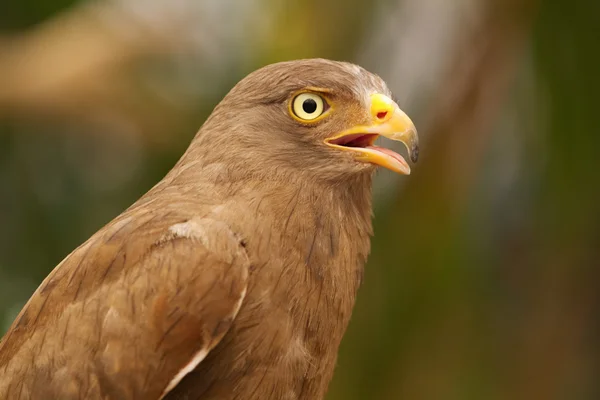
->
325 93 419 174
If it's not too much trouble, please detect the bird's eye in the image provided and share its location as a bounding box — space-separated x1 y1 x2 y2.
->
291 93 327 121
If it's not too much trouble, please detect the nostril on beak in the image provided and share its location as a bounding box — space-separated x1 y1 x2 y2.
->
370 93 396 123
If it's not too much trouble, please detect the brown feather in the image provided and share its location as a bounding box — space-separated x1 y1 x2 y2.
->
0 59 394 400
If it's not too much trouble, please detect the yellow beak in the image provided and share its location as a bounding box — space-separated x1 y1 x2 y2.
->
325 93 419 174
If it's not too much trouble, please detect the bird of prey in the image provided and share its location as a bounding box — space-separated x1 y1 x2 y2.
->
0 59 418 400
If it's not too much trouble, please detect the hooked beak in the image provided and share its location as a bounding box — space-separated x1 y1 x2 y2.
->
325 93 419 174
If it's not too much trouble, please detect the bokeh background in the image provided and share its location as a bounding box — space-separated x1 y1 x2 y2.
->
1 0 598 398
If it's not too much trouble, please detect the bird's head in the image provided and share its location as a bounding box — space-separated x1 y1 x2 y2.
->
191 59 419 183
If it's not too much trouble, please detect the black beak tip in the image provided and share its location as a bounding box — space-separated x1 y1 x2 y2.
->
411 146 419 164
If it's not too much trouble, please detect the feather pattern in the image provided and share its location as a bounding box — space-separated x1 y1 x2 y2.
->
0 59 398 400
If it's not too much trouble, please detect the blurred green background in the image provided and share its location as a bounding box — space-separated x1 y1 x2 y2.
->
1 0 599 399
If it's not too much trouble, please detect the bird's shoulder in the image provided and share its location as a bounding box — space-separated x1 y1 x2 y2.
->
0 199 250 399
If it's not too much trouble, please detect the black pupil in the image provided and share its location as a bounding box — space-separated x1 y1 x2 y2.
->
302 98 318 114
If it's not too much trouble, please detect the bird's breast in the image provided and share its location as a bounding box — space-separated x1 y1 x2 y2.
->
205 205 367 398
170 184 372 399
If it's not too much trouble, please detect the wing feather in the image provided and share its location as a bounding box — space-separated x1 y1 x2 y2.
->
0 210 249 400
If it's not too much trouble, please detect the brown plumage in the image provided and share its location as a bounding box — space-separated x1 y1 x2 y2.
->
0 59 418 400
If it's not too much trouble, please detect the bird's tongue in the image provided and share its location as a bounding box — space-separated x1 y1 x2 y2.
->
366 145 409 169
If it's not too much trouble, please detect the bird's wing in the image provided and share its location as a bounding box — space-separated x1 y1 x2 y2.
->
0 209 249 400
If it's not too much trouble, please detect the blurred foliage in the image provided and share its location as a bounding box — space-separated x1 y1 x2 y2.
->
1 0 599 399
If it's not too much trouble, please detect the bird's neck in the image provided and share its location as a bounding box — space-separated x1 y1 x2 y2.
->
166 152 375 289
167 151 375 236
